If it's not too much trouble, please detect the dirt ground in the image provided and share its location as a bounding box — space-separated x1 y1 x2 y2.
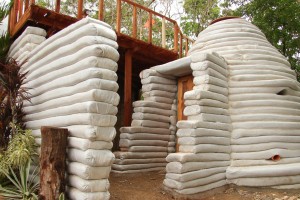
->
109 170 300 200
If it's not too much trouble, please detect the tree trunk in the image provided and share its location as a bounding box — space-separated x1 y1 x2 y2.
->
39 126 68 200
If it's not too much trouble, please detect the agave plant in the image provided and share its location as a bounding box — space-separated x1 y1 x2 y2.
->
0 160 39 200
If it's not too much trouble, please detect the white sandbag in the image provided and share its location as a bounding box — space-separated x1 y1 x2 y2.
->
120 133 173 141
139 68 176 79
230 64 296 75
67 187 109 200
132 112 170 123
126 146 169 152
229 93 300 102
231 149 300 160
133 100 172 110
24 89 119 112
184 90 228 103
166 153 230 163
185 99 229 109
24 101 117 121
26 57 117 89
232 121 300 130
193 84 228 96
119 139 168 147
67 126 116 141
120 127 171 135
230 107 300 116
227 175 300 187
187 113 231 123
166 167 227 182
68 175 109 192
166 161 230 174
191 61 228 77
134 107 174 116
143 96 174 104
114 151 167 159
25 113 117 129
231 157 300 167
179 144 231 154
193 75 228 87
272 184 300 189
231 143 300 153
230 73 296 82
131 120 170 129
231 135 300 145
13 43 38 60
114 158 166 165
170 116 177 125
142 90 176 99
68 149 114 167
142 83 177 93
193 68 227 81
169 125 177 131
112 167 165 174
29 76 118 98
174 180 226 195
141 76 176 85
68 137 113 150
68 162 111 179
231 114 300 122
177 121 231 131
176 128 230 138
178 137 230 146
226 163 300 179
184 105 229 116
112 163 166 171
190 53 227 69
164 173 225 190
232 129 300 139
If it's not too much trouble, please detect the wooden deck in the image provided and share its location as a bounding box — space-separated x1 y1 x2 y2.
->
8 1 193 141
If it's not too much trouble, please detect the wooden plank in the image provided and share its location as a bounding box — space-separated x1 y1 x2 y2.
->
25 0 29 10
40 127 68 200
18 0 23 20
98 0 104 21
124 49 133 126
179 33 183 58
30 0 35 4
132 5 137 38
148 12 152 43
116 0 121 33
162 17 166 48
185 38 189 55
77 0 83 19
55 0 61 13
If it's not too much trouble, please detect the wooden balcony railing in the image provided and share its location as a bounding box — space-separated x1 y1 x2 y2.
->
9 0 194 57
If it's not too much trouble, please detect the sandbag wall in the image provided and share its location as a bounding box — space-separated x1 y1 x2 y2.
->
112 69 177 173
10 18 120 200
188 18 300 189
163 52 231 195
7 26 46 64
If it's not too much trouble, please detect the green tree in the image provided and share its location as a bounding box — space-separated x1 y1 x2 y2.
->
181 0 220 37
223 0 300 80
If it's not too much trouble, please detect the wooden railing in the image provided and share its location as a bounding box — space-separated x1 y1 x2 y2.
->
9 0 194 57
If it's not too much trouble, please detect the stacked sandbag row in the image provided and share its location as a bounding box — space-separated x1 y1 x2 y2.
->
7 26 46 64
163 52 231 195
112 69 177 173
12 17 120 200
189 18 300 189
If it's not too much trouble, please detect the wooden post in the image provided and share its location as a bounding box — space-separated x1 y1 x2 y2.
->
162 17 166 48
55 0 61 13
173 24 179 53
39 127 68 200
179 34 183 58
77 0 83 19
98 0 104 21
124 49 132 126
18 0 23 20
185 38 189 55
30 0 35 5
116 0 121 33
132 5 137 38
148 12 152 43
24 0 29 10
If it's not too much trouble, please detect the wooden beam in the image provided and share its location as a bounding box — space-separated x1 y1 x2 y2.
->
148 12 152 43
30 0 35 4
132 5 137 38
185 38 189 55
124 49 133 126
98 0 104 21
162 17 166 48
77 0 83 19
39 127 68 200
55 0 61 13
179 33 183 58
116 0 121 33
25 0 29 10
18 0 23 20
